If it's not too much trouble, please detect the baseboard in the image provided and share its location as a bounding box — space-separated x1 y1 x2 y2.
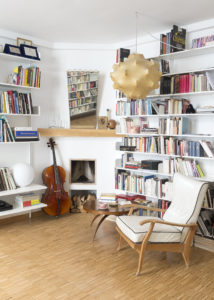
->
194 235 214 253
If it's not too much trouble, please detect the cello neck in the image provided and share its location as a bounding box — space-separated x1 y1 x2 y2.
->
52 146 60 185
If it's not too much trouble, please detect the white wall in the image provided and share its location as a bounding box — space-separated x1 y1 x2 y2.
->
30 47 122 196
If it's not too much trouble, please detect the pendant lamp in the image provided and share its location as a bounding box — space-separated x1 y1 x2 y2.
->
110 13 162 99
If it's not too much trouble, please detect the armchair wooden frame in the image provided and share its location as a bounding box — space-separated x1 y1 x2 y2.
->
116 204 197 276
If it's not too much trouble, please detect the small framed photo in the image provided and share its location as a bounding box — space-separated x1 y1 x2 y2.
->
3 44 22 56
20 44 40 60
17 37 32 47
97 116 108 129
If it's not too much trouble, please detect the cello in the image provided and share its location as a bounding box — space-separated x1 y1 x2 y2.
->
42 138 71 216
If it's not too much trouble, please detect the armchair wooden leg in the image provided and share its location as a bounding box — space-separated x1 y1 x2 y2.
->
117 236 123 251
182 225 197 267
136 223 154 276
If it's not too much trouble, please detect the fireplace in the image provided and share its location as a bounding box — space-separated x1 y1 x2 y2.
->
70 159 96 184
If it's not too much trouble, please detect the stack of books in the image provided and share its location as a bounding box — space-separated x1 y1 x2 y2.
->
15 193 40 208
13 127 39 142
99 193 117 204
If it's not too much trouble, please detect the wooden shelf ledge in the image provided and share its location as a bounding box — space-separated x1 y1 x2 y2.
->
38 128 124 138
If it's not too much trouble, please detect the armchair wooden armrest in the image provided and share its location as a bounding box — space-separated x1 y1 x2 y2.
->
139 218 197 228
119 203 166 216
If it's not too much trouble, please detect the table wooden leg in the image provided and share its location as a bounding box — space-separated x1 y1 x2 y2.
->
93 215 108 241
90 214 100 227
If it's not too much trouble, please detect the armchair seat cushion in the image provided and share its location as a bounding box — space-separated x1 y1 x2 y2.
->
116 216 182 244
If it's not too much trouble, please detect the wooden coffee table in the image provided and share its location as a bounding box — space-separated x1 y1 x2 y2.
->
83 200 129 240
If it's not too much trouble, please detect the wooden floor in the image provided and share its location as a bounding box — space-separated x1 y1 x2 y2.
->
0 212 214 300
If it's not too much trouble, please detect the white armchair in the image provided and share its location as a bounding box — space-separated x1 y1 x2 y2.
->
115 173 208 276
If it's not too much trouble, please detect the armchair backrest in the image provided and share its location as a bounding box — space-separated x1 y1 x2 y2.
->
163 173 208 242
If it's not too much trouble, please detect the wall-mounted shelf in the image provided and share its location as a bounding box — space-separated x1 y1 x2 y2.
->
0 82 40 90
0 52 41 63
38 128 125 138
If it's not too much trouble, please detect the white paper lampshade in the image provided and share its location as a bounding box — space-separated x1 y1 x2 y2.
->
11 163 35 187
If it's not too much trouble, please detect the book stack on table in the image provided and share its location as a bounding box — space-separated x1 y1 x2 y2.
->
13 127 39 142
99 193 117 203
15 193 41 208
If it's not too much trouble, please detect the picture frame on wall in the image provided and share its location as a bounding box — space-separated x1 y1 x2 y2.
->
17 37 32 47
20 44 40 60
3 44 22 56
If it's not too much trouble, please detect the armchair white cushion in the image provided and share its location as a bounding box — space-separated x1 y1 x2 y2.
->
116 215 181 243
115 173 208 275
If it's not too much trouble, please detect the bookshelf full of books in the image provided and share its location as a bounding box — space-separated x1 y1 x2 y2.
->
67 70 98 119
115 34 214 251
0 51 46 219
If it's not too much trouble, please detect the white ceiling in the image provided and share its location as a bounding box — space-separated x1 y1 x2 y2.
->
0 0 214 44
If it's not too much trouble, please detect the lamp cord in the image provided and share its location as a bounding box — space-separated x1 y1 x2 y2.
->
136 11 138 53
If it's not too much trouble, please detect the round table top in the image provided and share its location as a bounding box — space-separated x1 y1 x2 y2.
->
83 200 130 216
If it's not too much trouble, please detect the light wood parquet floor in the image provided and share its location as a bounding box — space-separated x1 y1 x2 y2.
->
0 212 213 300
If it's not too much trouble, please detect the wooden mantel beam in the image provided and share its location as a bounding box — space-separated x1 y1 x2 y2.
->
38 128 124 138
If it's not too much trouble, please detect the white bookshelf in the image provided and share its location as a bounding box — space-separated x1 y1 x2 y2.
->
116 42 214 251
0 53 44 220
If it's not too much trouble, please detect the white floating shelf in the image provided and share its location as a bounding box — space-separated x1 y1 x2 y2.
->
0 52 41 63
115 189 169 201
148 45 214 60
118 150 214 160
0 203 47 218
0 141 40 144
147 91 214 98
0 184 46 197
117 113 214 118
0 83 40 90
161 66 214 77
0 106 40 117
116 166 173 177
122 133 214 139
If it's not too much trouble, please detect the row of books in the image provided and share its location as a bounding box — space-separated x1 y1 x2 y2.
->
160 25 186 54
9 65 41 88
0 120 39 142
160 73 212 94
0 116 15 142
67 75 98 85
15 193 40 208
98 193 116 203
69 89 98 99
67 81 97 92
69 98 96 108
119 116 189 135
69 103 96 116
120 155 204 178
197 209 214 238
192 35 214 49
121 136 214 158
116 98 191 116
204 188 214 209
67 71 98 79
0 167 16 191
158 117 189 135
115 171 172 200
157 200 171 218
0 91 34 115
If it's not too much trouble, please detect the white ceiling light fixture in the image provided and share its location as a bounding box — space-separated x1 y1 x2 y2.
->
110 12 162 100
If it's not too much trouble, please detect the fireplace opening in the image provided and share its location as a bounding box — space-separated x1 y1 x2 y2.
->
70 159 96 184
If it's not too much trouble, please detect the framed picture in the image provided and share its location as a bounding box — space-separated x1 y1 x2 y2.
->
17 37 32 47
3 44 21 56
20 44 40 60
97 116 108 129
